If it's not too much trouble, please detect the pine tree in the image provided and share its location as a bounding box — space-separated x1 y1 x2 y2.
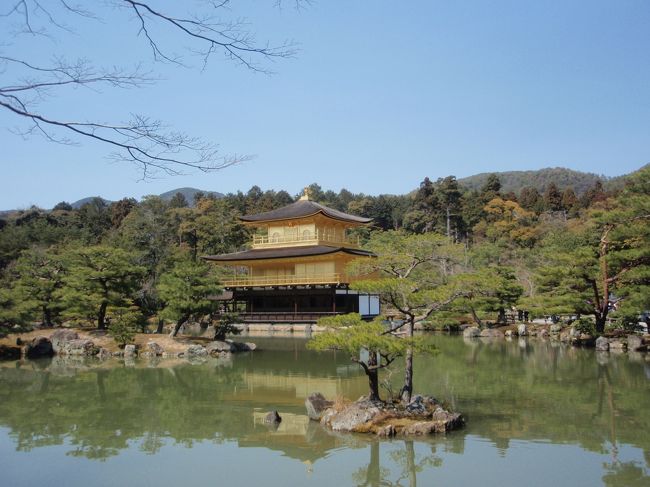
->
57 246 146 329
308 314 432 402
157 256 221 337
480 174 502 201
436 176 465 240
6 247 65 327
403 177 441 233
531 167 650 332
349 231 467 402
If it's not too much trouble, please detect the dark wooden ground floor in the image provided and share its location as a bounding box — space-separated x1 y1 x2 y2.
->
219 286 380 323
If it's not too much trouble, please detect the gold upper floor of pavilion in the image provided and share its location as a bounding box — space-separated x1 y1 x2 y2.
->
250 228 361 249
241 191 371 250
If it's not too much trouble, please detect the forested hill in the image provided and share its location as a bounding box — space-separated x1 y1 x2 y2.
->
457 167 607 195
157 188 224 205
66 188 224 210
70 197 112 209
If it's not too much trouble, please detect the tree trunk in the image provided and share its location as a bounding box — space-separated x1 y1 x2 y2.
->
589 279 609 334
42 306 53 328
595 315 607 334
214 327 226 341
595 224 613 335
401 348 413 403
364 441 381 486
497 307 506 324
169 315 189 338
97 301 108 330
366 350 380 402
400 317 415 404
155 318 164 334
405 440 417 487
470 306 482 326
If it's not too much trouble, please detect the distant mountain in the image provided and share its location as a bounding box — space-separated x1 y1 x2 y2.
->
157 187 224 206
70 196 113 209
457 167 607 195
66 188 223 210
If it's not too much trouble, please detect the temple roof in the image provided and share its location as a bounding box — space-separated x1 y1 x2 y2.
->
239 199 372 224
202 245 375 263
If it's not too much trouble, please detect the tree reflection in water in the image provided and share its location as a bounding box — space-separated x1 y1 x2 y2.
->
353 440 444 487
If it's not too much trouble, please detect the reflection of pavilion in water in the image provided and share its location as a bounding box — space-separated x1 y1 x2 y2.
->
230 368 362 404
228 369 368 464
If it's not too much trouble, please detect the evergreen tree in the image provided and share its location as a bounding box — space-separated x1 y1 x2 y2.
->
403 177 440 233
480 174 502 200
543 183 563 211
52 201 73 211
309 314 432 402
453 266 523 326
244 185 265 213
108 306 142 345
177 198 248 260
349 231 467 402
58 246 146 329
303 183 325 202
461 190 485 237
77 198 112 243
519 186 543 212
561 187 578 213
274 190 294 208
436 176 465 240
531 167 650 332
5 247 65 327
338 188 356 209
169 192 189 208
157 256 221 337
580 180 607 207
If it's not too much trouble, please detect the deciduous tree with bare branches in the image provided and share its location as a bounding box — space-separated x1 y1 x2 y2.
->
0 0 300 175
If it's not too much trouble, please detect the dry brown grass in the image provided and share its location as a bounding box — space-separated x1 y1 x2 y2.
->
332 394 352 412
352 414 426 435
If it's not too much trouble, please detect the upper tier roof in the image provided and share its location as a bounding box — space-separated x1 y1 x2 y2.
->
239 199 372 224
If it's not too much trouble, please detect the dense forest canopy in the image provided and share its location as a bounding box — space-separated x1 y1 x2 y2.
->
0 165 648 335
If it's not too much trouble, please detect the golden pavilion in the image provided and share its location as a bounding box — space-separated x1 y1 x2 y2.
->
203 190 380 323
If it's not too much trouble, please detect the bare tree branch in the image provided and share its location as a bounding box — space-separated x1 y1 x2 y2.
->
0 99 250 175
0 0 298 176
122 0 297 72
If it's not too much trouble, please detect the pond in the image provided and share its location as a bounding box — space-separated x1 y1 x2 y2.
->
0 336 648 486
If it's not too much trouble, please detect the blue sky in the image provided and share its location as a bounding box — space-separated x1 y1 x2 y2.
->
1 0 648 209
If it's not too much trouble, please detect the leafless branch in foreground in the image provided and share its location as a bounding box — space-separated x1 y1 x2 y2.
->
0 0 298 176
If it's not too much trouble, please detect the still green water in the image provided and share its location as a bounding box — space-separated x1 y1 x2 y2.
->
0 336 648 487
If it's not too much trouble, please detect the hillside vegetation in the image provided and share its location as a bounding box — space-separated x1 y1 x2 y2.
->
458 167 605 195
